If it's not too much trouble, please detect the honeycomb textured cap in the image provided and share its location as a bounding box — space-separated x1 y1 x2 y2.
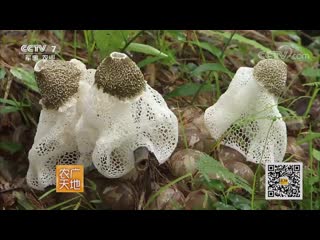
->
34 60 81 110
253 59 287 96
94 52 146 99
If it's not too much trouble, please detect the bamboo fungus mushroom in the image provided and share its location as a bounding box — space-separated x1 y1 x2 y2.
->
75 52 178 178
27 59 95 190
204 59 287 164
27 52 178 190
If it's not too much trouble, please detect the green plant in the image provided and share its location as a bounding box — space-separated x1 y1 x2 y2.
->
194 154 268 210
0 141 23 154
0 68 6 79
144 173 192 209
93 30 168 61
10 67 39 93
296 130 320 210
36 178 102 210
302 67 320 117
0 97 30 114
83 30 96 66
201 30 273 55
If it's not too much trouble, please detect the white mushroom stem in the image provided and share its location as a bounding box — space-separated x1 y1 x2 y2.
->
134 147 149 171
134 147 149 164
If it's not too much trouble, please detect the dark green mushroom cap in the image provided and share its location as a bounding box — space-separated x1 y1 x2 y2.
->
253 59 287 96
94 52 146 100
34 60 81 110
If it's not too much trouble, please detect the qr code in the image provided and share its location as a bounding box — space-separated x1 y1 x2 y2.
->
265 162 303 200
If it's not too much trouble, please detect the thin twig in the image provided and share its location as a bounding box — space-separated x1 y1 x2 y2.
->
138 191 145 210
298 30 315 42
0 187 22 194
0 60 12 68
3 74 12 100
191 80 207 105
220 30 237 59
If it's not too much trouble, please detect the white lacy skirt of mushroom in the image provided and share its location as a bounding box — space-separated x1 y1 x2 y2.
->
204 67 287 164
76 80 178 179
27 60 96 190
27 62 178 190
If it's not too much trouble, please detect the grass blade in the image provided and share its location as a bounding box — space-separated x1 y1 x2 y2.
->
127 43 168 57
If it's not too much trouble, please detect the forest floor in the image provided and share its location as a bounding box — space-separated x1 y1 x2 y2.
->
0 30 319 210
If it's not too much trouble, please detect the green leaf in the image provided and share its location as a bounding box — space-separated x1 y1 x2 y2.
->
280 42 315 62
207 31 272 54
197 154 252 194
52 30 65 41
302 68 320 78
10 67 39 92
271 30 301 43
303 82 320 87
191 41 222 58
305 175 319 186
93 30 136 58
184 63 198 72
60 204 77 210
0 98 29 107
298 132 320 144
126 43 168 57
312 149 320 161
0 68 6 80
192 63 233 78
138 56 165 68
166 30 186 41
73 199 82 210
227 193 251 210
165 82 214 99
204 179 225 192
0 106 20 114
252 199 268 210
214 202 237 210
0 98 18 106
309 36 320 49
90 199 103 204
38 188 56 200
85 178 97 191
13 191 34 210
144 173 192 209
0 142 23 154
278 106 297 117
